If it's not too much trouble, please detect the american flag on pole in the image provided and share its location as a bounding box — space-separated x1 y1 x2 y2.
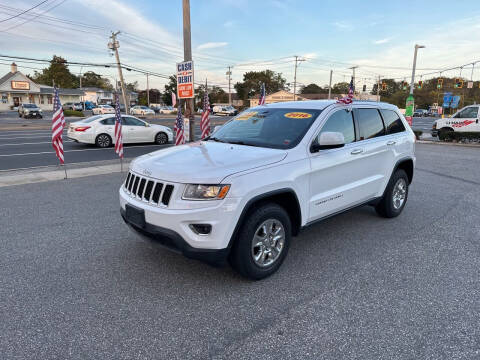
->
258 82 266 105
337 77 354 104
174 107 185 145
200 80 210 139
51 87 65 164
114 94 123 158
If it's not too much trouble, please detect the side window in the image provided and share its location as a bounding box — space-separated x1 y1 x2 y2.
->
100 117 115 125
356 108 385 140
454 107 478 118
319 109 355 143
380 109 406 134
124 117 145 126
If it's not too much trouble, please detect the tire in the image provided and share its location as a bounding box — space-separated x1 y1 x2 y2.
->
155 132 168 145
375 169 409 218
438 128 454 141
229 203 291 280
95 134 112 148
18 113 22 118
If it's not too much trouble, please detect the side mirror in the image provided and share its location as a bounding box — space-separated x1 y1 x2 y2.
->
213 125 222 133
145 123 150 127
311 131 345 153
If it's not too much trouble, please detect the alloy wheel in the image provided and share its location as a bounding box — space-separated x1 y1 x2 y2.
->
251 219 285 267
392 178 407 210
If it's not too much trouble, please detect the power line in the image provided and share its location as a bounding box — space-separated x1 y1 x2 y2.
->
0 0 50 23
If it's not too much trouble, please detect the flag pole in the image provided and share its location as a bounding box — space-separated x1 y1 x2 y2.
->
120 157 123 173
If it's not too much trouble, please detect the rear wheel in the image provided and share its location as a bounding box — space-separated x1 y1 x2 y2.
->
375 169 409 218
438 127 454 140
155 132 168 145
229 203 291 280
95 134 112 148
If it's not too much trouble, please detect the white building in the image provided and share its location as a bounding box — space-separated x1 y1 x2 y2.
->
0 63 84 111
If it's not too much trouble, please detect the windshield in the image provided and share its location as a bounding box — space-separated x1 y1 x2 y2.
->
211 108 321 149
23 104 37 108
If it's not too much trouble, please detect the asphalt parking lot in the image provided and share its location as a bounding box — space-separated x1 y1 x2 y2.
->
1 143 479 359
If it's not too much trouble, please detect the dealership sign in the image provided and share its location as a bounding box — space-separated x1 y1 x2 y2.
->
176 61 194 99
11 81 30 90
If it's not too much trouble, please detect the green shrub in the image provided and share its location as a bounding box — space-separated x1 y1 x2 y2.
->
413 130 422 140
63 110 84 117
438 131 480 142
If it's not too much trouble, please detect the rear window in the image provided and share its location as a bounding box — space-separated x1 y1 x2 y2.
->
380 110 405 134
100 117 115 125
356 108 385 140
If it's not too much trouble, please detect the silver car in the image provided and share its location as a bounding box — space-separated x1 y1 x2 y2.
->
18 103 42 118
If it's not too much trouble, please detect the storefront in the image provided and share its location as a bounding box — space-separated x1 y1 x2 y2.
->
0 63 84 111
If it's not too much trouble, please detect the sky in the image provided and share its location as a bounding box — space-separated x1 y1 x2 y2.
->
1 0 479 93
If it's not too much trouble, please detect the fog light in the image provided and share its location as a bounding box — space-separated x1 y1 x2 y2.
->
189 224 212 235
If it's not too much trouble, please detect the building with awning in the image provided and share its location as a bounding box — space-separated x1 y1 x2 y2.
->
0 62 84 111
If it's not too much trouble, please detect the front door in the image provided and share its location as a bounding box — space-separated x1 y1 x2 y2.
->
13 97 20 107
124 117 151 143
308 108 367 221
450 106 479 132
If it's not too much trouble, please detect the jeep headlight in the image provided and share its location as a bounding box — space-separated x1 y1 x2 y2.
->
182 184 230 200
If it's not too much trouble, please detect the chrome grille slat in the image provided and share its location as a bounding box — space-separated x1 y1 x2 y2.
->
123 171 174 207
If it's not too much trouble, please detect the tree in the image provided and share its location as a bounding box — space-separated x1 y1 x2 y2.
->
195 84 228 109
80 71 112 90
161 75 177 105
370 78 400 98
138 89 162 106
234 70 286 100
300 83 326 94
332 82 350 94
32 55 78 88
125 81 139 92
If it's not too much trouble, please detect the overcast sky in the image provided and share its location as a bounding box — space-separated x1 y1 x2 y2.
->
1 0 479 92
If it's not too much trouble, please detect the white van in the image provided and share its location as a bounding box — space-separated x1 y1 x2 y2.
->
432 105 480 137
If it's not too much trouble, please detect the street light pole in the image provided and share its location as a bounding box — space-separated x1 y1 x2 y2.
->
409 44 425 95
405 44 425 126
328 69 333 100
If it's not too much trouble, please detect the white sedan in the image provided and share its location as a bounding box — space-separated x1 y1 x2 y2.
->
130 105 155 116
92 105 115 115
67 114 174 147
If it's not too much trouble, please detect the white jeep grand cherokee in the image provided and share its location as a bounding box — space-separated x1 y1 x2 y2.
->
120 100 415 280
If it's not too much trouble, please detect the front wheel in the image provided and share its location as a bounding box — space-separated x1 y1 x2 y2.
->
375 169 409 218
155 132 168 145
229 203 291 280
95 134 112 148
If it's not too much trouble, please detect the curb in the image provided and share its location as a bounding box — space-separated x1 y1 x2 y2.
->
0 159 131 188
416 140 480 148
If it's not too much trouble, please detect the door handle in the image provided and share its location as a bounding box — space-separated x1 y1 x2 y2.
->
387 140 396 145
351 149 363 155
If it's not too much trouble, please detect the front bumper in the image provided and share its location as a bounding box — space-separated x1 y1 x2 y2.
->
120 207 229 264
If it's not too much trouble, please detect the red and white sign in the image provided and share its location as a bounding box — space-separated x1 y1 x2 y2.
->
176 61 194 99
11 81 30 90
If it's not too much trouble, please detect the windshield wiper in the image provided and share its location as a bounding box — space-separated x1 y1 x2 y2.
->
206 136 227 143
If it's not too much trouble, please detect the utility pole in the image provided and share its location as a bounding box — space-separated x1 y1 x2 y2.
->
377 75 381 102
328 69 333 100
293 55 305 101
182 0 195 142
349 65 358 94
109 31 129 114
227 66 232 105
79 66 84 110
146 73 150 107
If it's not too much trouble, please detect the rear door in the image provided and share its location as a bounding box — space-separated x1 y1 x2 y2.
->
98 116 116 142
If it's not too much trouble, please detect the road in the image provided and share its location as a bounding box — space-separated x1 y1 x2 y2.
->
1 143 479 359
0 116 230 171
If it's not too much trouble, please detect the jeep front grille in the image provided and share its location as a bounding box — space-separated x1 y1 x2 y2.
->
124 171 174 206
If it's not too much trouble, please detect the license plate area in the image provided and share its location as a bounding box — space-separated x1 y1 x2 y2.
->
125 204 146 228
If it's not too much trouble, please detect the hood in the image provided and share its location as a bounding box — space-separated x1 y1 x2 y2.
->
131 141 288 184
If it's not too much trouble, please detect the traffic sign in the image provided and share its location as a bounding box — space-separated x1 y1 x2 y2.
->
176 61 194 99
451 96 460 109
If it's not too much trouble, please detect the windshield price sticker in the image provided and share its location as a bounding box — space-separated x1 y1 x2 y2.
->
284 112 313 119
236 111 258 120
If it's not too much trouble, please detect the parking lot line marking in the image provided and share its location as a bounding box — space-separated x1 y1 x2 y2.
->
0 144 169 157
0 141 73 146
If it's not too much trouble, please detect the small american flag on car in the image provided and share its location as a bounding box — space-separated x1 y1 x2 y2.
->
337 77 354 104
258 83 266 105
51 87 65 164
174 107 185 145
114 94 123 158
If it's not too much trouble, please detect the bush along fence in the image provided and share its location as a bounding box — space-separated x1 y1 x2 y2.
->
63 110 84 117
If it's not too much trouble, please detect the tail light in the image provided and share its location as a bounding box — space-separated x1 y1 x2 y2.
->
75 126 90 132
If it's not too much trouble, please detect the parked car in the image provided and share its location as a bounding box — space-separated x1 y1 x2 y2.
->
120 100 416 280
159 106 177 114
431 105 480 137
413 109 427 117
18 103 42 118
212 105 238 116
92 105 115 115
62 102 83 111
83 101 96 110
130 105 155 116
67 114 173 147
